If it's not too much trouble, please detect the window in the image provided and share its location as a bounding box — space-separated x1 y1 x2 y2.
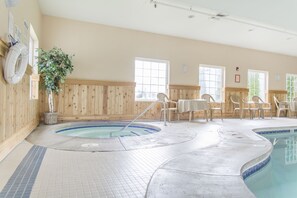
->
135 58 168 100
248 70 268 101
286 74 297 101
199 65 225 101
28 24 39 73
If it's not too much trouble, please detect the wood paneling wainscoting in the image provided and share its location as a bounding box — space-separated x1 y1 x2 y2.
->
0 39 39 160
40 79 136 121
39 79 290 122
169 85 200 100
39 80 201 121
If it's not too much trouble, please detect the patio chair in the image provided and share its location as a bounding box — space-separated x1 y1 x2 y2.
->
201 94 223 121
241 97 259 119
157 93 179 121
229 95 241 118
229 95 249 119
252 95 272 119
273 96 289 117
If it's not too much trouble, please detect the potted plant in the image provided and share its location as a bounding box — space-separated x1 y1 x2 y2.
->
37 47 74 124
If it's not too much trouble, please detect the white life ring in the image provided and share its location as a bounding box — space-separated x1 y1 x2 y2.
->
4 43 29 84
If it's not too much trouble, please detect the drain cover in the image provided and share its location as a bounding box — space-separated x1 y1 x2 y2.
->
81 143 99 148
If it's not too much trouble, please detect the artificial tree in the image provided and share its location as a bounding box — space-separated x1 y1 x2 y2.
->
37 47 74 124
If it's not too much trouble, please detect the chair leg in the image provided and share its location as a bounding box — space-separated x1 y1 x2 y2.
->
242 110 246 119
204 110 208 122
277 109 280 117
288 110 291 117
221 109 223 121
210 110 213 121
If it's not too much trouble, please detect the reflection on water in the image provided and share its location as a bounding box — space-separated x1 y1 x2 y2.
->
269 136 297 165
245 134 297 198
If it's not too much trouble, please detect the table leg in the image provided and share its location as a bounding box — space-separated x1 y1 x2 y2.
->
260 109 264 119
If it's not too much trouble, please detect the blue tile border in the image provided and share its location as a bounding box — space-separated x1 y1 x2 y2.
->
56 124 160 133
242 156 271 180
256 129 290 135
0 145 47 198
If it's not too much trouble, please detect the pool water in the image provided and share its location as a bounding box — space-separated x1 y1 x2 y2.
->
245 134 297 198
56 124 160 138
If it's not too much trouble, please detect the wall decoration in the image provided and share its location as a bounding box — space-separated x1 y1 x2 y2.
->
235 74 240 83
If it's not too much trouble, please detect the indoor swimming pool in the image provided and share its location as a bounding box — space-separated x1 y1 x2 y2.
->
245 129 297 198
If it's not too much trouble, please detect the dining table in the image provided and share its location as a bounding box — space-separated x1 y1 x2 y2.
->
177 99 209 121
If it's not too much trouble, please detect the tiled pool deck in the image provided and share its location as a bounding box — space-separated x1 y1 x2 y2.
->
0 118 296 198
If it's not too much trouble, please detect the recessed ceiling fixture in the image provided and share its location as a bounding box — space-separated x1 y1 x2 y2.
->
188 7 195 19
216 13 228 18
150 0 157 8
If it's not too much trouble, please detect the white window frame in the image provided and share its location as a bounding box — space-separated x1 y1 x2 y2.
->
248 69 269 101
286 73 297 101
28 24 39 74
199 64 225 102
134 57 169 101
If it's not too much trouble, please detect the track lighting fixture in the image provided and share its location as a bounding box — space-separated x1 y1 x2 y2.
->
148 0 297 37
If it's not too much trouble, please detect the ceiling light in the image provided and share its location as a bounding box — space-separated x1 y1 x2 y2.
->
210 16 220 20
216 13 228 18
188 7 195 19
150 0 157 8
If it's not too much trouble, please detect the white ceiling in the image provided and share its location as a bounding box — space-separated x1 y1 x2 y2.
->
38 0 297 57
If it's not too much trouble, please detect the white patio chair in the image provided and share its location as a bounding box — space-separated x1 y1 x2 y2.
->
201 94 223 121
157 93 179 121
241 97 259 119
252 95 272 119
273 96 289 117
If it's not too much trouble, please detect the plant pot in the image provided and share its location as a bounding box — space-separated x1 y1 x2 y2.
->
44 112 58 125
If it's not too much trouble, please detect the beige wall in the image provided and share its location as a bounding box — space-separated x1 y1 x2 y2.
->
0 0 41 160
41 16 297 90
